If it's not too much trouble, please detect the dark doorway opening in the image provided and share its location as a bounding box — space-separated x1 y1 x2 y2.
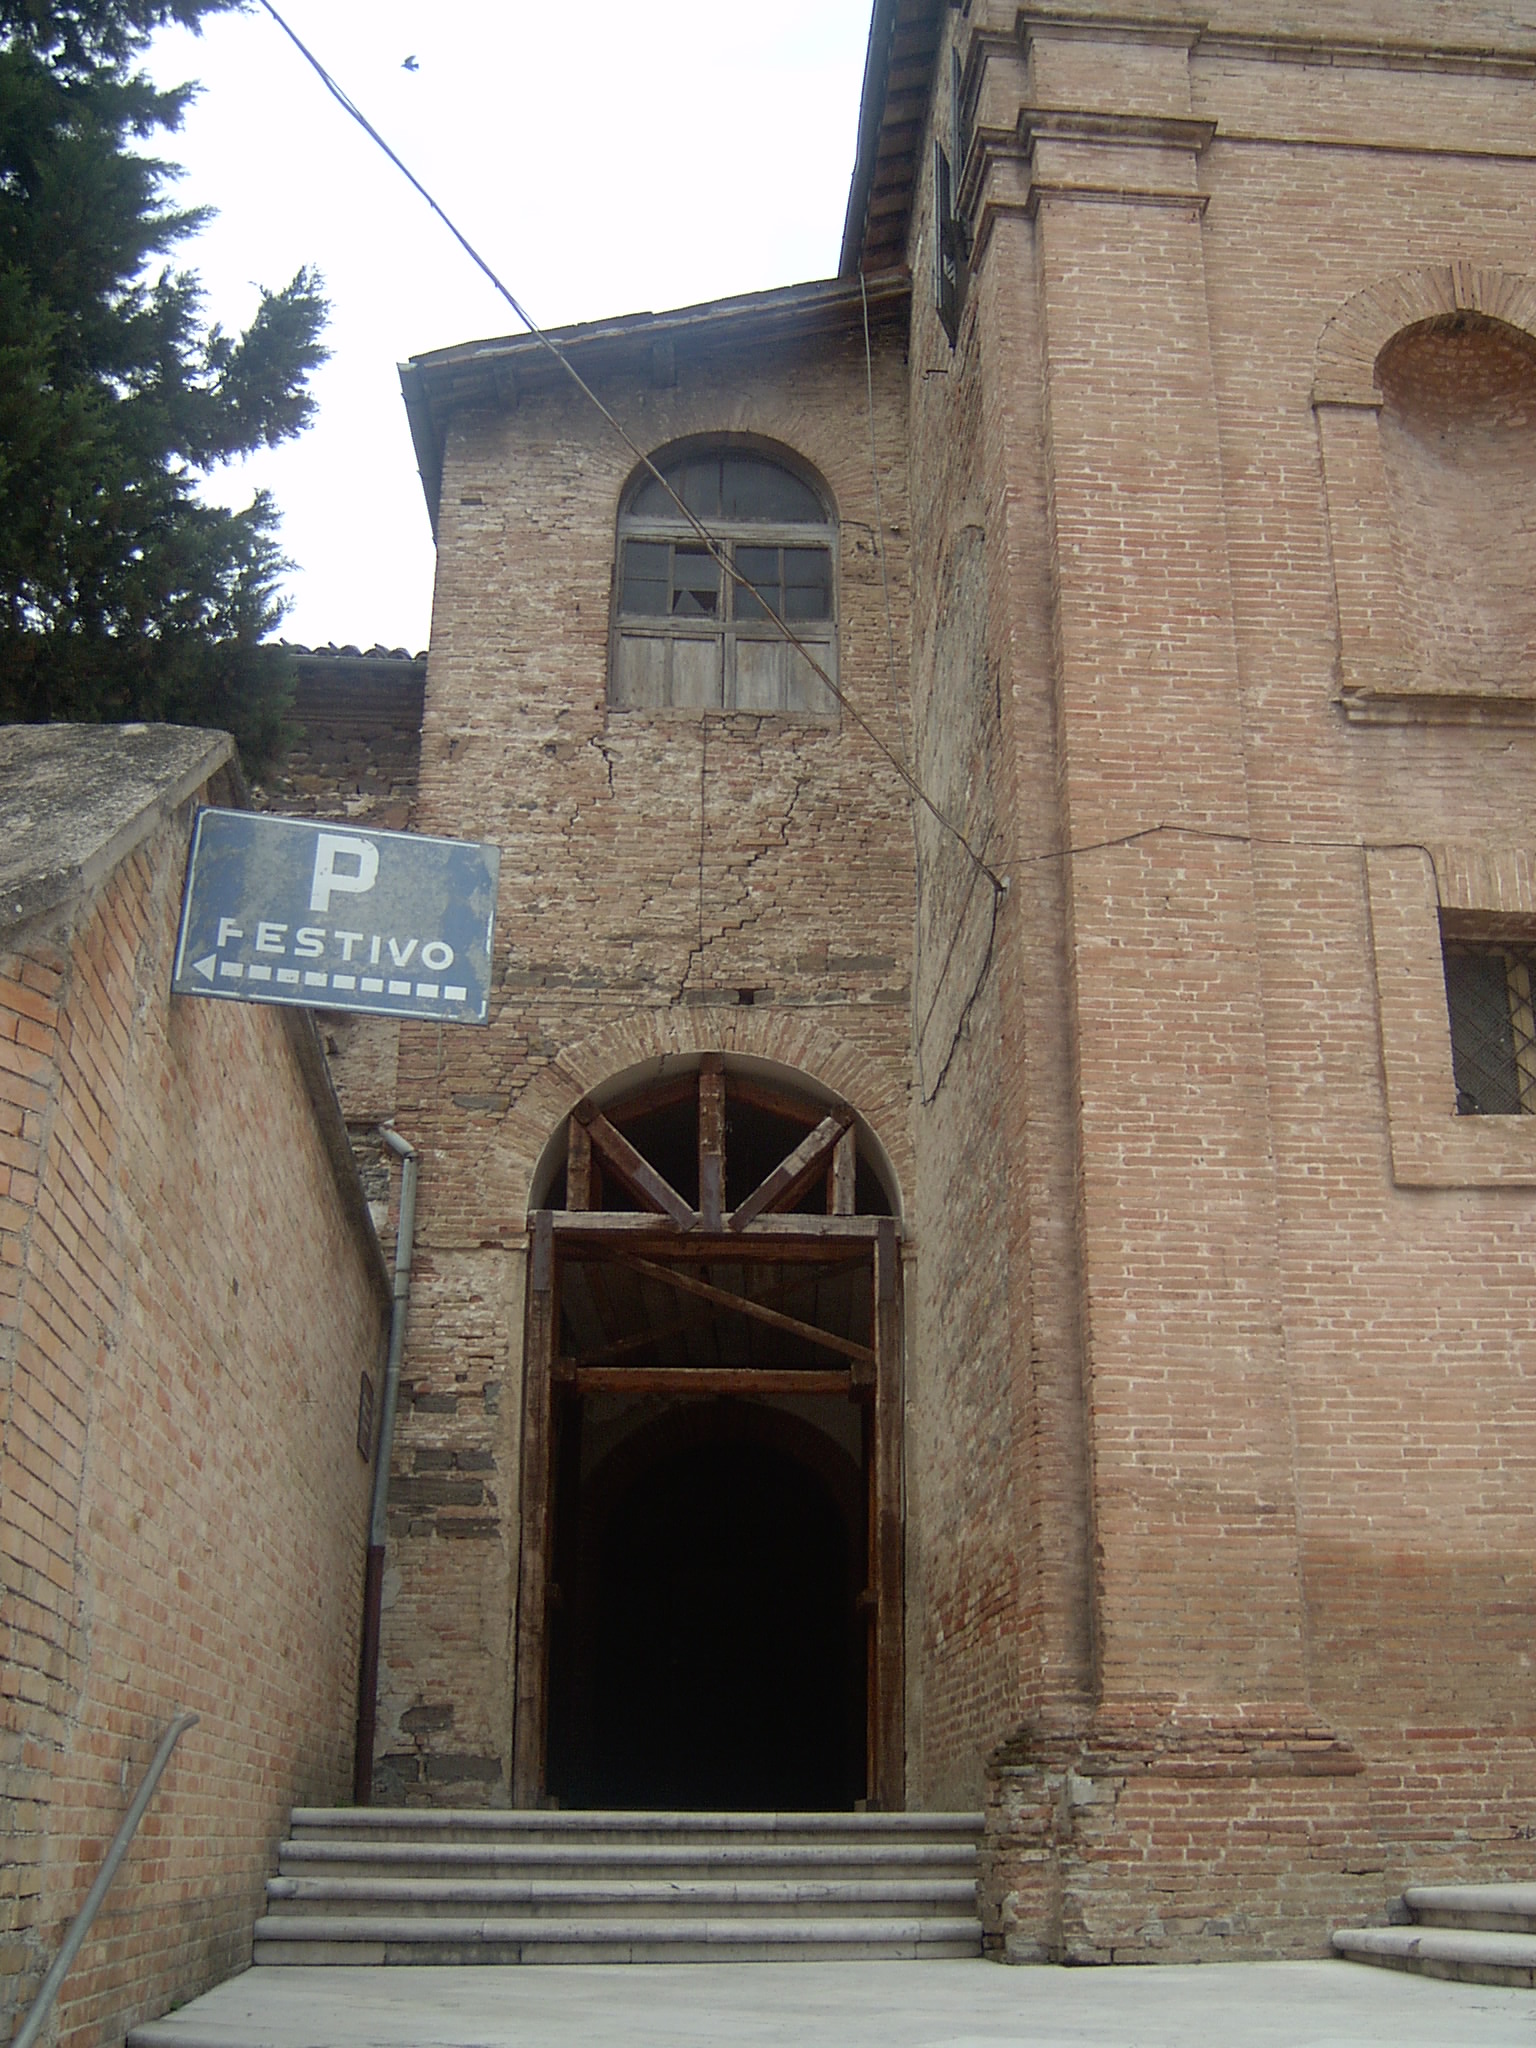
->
516 1057 904 1812
546 1413 865 1810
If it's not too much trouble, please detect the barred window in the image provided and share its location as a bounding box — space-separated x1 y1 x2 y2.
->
610 447 837 717
1443 937 1536 1115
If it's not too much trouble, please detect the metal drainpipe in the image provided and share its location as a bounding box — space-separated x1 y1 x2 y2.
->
354 1126 418 1805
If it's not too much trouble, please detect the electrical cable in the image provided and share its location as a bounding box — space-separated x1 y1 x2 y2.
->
858 269 909 772
255 0 1005 898
996 824 1444 893
860 264 933 1093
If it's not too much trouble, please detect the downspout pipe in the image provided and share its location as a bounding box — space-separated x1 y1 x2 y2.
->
354 1126 418 1805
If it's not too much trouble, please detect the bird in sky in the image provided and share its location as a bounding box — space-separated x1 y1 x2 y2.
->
401 53 419 71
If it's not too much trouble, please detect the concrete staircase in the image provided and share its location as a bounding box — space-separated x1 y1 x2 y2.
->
253 1809 985 1964
1333 1884 1536 1986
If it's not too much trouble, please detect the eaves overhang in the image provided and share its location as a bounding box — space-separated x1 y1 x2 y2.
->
839 0 947 280
399 269 911 536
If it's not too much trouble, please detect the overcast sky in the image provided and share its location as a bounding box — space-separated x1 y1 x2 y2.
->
147 1 874 653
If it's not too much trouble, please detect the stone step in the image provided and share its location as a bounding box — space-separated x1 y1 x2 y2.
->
276 1838 977 1883
251 1912 985 1966
260 1809 985 1965
265 1875 978 1920
1332 1925 1536 1988
1403 1883 1536 1935
286 1807 983 1848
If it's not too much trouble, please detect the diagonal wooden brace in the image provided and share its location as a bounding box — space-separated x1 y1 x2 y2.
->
617 1254 876 1365
730 1109 854 1231
574 1101 697 1229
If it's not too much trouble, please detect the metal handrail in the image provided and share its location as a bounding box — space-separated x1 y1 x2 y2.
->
11 1711 199 2048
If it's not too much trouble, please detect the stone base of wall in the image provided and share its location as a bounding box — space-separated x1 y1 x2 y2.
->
981 1708 1381 1963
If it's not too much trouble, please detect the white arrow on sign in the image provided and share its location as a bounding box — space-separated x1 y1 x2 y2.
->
193 955 216 981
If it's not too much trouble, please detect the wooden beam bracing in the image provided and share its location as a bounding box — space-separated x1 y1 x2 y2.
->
616 1254 876 1366
575 1101 698 1230
731 1111 854 1232
548 1210 886 1251
832 1125 857 1217
699 1055 724 1233
721 1074 829 1127
559 1365 850 1398
873 1216 905 1810
566 1117 592 1212
512 1211 555 1807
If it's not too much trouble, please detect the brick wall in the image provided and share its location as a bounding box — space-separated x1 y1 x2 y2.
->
0 761 388 2045
253 648 425 833
938 0 1536 1958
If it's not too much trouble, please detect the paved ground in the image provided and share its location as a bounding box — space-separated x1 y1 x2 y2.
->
125 1960 1536 2048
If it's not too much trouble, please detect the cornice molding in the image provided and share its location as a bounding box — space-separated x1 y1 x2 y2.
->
1018 108 1216 151
1024 182 1209 217
1195 30 1536 81
1012 7 1536 76
1016 9 1201 53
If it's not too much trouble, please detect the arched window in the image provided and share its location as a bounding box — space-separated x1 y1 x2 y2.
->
610 445 837 717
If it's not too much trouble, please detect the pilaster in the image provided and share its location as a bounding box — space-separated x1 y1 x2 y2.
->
971 8 1313 1722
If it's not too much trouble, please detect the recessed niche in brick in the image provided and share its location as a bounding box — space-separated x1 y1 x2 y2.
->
1378 318 1536 703
1312 264 1536 722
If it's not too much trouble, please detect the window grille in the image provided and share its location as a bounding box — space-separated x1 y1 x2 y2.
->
933 51 970 350
1443 937 1536 1115
934 141 961 348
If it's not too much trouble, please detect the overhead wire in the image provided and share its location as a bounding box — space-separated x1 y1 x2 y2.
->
860 265 936 1093
255 0 1005 901
996 824 1444 892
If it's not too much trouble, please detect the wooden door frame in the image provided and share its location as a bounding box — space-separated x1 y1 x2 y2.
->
511 1205 905 1809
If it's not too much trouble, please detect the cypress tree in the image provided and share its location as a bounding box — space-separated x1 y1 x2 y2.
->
0 0 327 768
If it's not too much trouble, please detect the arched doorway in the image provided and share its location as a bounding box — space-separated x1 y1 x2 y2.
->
514 1055 905 1810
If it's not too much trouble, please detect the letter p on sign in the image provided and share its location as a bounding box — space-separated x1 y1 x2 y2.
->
310 833 380 914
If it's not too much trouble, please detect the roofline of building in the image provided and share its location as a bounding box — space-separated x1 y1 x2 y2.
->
839 0 945 280
399 269 912 535
283 642 427 669
840 0 905 278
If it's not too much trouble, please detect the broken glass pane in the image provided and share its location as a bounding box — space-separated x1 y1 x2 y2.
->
672 546 720 617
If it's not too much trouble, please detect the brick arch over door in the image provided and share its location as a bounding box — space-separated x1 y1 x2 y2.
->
501 1008 913 1222
511 1031 910 1809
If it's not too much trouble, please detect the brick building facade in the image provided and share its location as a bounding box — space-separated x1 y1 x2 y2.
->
0 725 390 2044
290 0 1536 1963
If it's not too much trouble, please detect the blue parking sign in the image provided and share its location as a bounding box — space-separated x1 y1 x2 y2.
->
173 809 500 1024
